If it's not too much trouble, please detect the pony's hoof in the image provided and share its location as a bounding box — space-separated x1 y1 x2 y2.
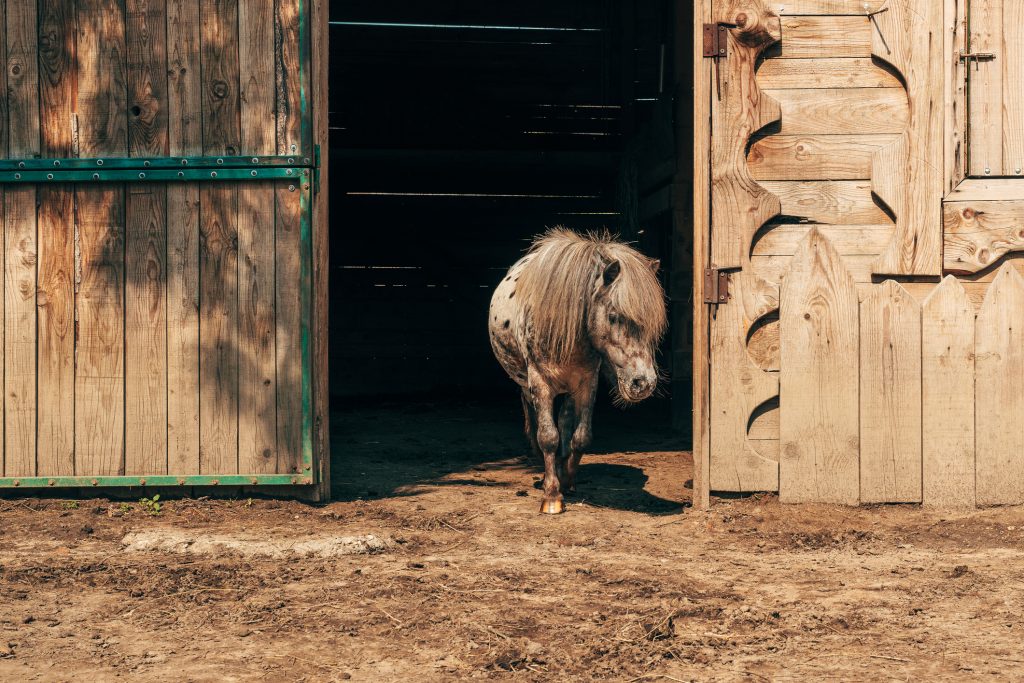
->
540 498 565 515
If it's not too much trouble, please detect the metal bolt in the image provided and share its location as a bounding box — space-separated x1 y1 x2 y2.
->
53 160 60 167
212 479 220 485
251 478 259 485
251 170 258 177
139 172 146 179
48 480 55 486
986 167 992 175
181 159 188 165
291 477 298 485
252 157 259 164
139 479 146 486
217 158 224 165
177 171 185 178
14 174 20 180
92 173 100 180
12 480 19 487
286 169 294 175
97 159 104 166
291 144 297 152
287 157 295 164
144 160 151 167
47 173 54 180
178 478 186 485
288 185 296 192
211 171 218 178
91 479 98 486
18 161 25 168
1017 168 1022 175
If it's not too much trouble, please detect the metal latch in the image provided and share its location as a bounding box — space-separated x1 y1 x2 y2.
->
959 50 995 70
703 268 731 305
703 23 731 100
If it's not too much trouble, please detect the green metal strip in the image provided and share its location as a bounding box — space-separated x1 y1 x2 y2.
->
0 155 314 171
300 175 315 482
1 168 307 184
0 474 308 489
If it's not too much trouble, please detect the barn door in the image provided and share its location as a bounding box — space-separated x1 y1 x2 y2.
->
703 0 942 502
0 1 318 488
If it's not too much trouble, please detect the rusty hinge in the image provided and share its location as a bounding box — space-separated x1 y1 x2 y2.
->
703 268 731 305
703 23 731 100
959 50 995 71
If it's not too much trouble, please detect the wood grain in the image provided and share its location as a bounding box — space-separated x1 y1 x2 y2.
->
5 188 37 476
765 88 907 135
167 0 202 155
38 0 75 157
199 184 239 475
276 183 303 474
125 187 168 475
944 200 1024 274
870 0 944 276
758 180 892 224
201 0 241 155
922 276 975 507
75 187 126 476
77 0 129 157
1002 3 1024 174
944 0 968 192
753 224 893 256
774 16 871 58
859 280 922 503
6 0 40 156
779 228 859 504
126 0 169 156
774 0 884 13
748 134 896 181
0 3 8 156
968 0 1003 175
975 263 1024 505
758 58 902 89
276 0 304 154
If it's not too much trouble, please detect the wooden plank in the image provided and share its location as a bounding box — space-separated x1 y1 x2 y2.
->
758 180 892 224
7 1 40 156
75 187 126 476
692 0 711 510
870 0 943 276
126 0 169 156
710 2 781 270
201 0 241 155
5 188 37 476
709 272 779 492
765 88 908 135
975 263 1024 505
922 276 975 507
774 0 884 12
167 0 202 155
754 252 877 285
0 2 8 157
166 183 200 474
36 187 75 477
199 184 239 474
947 179 1024 202
125 187 168 475
774 16 871 58
77 0 129 157
969 0 1003 176
758 57 901 89
238 185 277 474
944 0 968 193
779 228 859 504
859 280 922 503
748 135 897 181
276 0 304 154
1002 3 1024 174
753 224 893 256
38 0 76 157
944 200 1024 274
276 183 303 475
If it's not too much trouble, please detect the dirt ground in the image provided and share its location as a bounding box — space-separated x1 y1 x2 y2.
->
1 399 1024 682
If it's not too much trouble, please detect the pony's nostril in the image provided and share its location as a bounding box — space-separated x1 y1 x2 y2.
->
631 377 646 391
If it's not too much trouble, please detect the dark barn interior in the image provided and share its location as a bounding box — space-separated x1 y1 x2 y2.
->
327 0 694 496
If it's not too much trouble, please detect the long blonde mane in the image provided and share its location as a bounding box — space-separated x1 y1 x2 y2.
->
514 228 667 363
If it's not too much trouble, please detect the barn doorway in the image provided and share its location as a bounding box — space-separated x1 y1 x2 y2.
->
327 1 694 504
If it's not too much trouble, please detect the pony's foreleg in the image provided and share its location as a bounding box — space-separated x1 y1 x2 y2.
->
557 396 576 486
563 375 598 494
520 389 542 463
527 376 564 515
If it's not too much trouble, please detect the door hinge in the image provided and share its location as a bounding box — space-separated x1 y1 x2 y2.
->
703 23 731 100
959 50 995 70
703 268 731 305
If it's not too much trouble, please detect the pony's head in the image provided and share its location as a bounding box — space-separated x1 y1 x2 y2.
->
587 250 665 403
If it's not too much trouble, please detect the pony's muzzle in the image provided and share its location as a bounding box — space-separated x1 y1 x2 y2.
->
623 375 655 402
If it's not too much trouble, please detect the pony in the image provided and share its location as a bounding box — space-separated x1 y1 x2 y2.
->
488 228 667 514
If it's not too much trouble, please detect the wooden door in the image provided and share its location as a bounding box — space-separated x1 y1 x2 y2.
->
0 1 321 490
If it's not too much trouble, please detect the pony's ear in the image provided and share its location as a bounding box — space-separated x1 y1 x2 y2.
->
602 260 621 287
649 258 661 274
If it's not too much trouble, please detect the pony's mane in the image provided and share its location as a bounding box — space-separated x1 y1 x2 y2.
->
515 227 667 363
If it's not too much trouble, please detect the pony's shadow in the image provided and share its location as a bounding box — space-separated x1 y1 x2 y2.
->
532 462 681 515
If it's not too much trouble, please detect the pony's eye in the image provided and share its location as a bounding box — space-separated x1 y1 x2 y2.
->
608 313 618 324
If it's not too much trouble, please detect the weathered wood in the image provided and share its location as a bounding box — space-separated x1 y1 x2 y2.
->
947 179 1024 202
126 0 169 156
276 0 304 154
968 0 1003 176
201 0 241 155
276 183 303 475
749 134 897 181
922 276 975 507
779 228 859 504
710 3 781 270
75 187 126 476
754 252 877 285
753 224 893 256
859 280 922 503
758 180 892 224
709 272 779 492
944 200 1024 274
167 0 202 155
944 0 968 193
1002 4 1024 174
870 0 943 276
77 0 129 157
765 88 908 135
0 3 7 156
312 0 330 501
5 188 37 476
199 184 239 475
6 0 40 156
975 263 1024 505
166 183 201 474
774 16 871 58
38 0 75 157
126 186 168 475
758 57 901 89
774 0 884 13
